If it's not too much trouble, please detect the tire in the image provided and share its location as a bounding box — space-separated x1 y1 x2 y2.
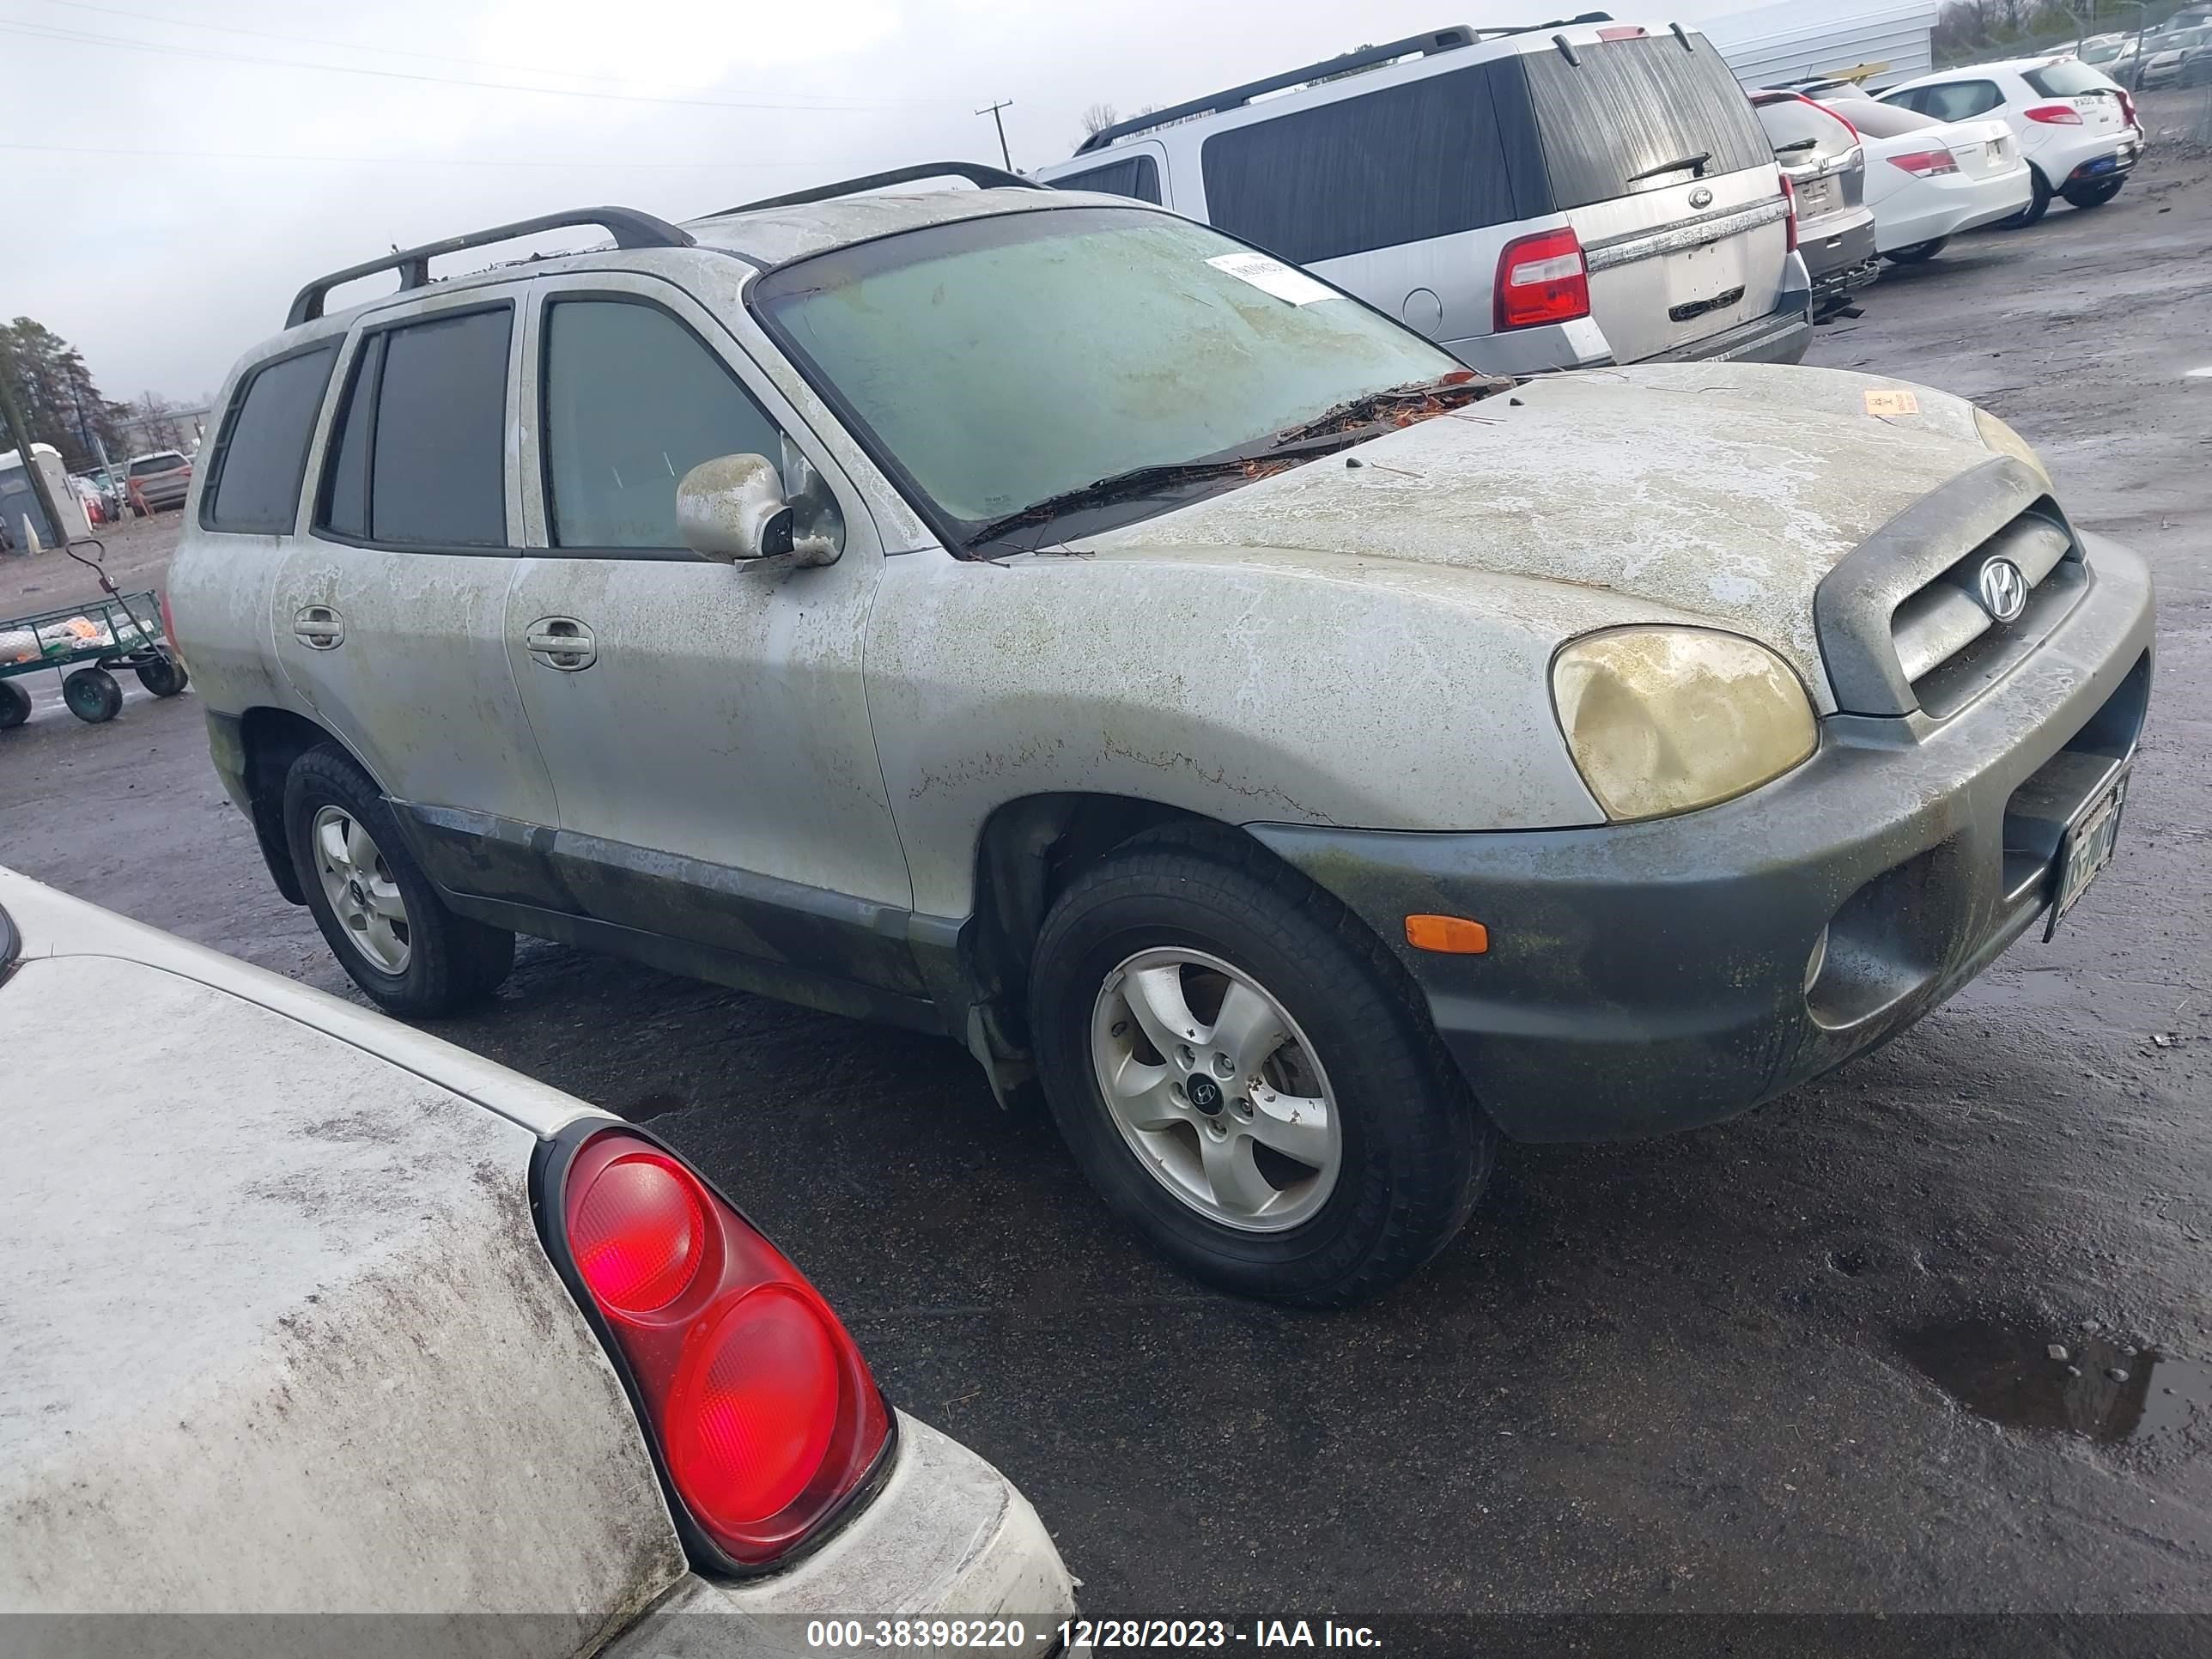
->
0 680 29 730
63 667 123 724
2000 167 2053 228
1028 826 1496 1306
2063 179 2124 209
283 743 515 1016
1881 238 1948 264
135 650 189 697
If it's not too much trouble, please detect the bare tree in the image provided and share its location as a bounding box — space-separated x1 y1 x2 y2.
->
1080 102 1119 137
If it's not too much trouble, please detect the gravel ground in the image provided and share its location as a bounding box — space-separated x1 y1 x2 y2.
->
3 103 2209 1632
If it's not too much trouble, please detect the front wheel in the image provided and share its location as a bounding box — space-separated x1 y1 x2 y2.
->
1882 238 1948 264
283 743 515 1016
1028 829 1495 1306
63 666 123 723
2063 179 2124 209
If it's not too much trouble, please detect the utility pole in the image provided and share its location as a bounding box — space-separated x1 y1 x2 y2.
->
0 334 70 552
976 100 1014 171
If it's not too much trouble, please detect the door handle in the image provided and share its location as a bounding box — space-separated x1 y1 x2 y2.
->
293 605 343 649
525 616 596 672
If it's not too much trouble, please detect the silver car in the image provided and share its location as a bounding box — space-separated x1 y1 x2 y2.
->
1036 19 1814 372
0 868 1077 1650
1751 91 1879 313
171 176 2152 1308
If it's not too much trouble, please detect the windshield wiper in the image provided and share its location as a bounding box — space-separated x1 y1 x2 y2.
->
1772 137 1820 155
1628 149 1712 180
1265 371 1514 449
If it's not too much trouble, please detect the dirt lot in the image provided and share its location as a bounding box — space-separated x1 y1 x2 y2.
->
4 100 2209 1632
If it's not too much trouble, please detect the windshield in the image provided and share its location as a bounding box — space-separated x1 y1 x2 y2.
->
1753 95 1860 161
750 206 1455 542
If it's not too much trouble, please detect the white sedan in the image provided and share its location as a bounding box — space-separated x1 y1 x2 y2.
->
1818 96 2032 264
0 867 1079 1654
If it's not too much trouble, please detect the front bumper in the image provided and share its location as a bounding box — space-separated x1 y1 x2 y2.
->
1254 532 2154 1143
603 1413 1079 1656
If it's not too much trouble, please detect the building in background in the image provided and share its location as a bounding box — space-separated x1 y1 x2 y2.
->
1705 0 1940 93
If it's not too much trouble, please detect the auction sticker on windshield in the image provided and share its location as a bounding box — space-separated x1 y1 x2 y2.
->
1208 252 1336 306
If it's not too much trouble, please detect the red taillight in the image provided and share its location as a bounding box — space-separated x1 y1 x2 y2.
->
2026 103 2083 124
1888 148 1961 176
156 590 190 675
553 1129 890 1568
2116 88 2138 127
1781 173 1800 252
572 1150 708 1313
1597 25 1645 39
1493 227 1590 331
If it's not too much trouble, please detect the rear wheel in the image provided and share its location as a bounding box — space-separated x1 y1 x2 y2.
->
135 650 189 697
283 743 514 1015
1881 238 1949 264
2001 167 2053 228
1028 827 1495 1306
63 666 123 723
0 680 29 730
2063 179 2124 209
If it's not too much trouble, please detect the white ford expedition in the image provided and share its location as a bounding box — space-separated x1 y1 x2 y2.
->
169 166 2154 1307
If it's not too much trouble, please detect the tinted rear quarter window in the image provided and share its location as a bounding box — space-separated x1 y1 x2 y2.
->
1200 63 1525 264
2023 60 2119 95
1521 35 1772 208
365 307 511 546
204 345 339 533
1052 155 1162 204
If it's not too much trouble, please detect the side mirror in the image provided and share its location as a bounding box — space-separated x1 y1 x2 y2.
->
676 448 846 567
677 453 795 562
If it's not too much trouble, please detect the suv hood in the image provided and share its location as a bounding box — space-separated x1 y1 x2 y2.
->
1088 363 2005 710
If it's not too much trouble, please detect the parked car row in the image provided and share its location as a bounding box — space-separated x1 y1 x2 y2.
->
1038 21 2146 373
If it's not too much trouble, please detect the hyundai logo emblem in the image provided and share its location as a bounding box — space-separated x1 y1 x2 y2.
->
1978 556 2029 623
1689 186 1714 210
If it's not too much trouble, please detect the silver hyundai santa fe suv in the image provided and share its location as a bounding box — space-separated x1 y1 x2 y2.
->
171 167 2154 1307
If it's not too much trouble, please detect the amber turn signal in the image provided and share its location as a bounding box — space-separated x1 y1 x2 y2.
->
1405 915 1489 954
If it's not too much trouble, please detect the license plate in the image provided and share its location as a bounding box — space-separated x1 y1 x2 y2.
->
2045 770 2129 938
1796 176 1837 217
1985 139 2005 161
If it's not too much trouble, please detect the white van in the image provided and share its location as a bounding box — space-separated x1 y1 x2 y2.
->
1036 17 1814 374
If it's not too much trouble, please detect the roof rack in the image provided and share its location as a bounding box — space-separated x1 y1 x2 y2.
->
285 207 696 329
714 162 1043 217
1073 15 1615 154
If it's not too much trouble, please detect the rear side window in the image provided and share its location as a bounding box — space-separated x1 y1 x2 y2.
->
1899 80 2004 121
318 307 512 547
1200 64 1522 264
1051 155 1163 204
539 297 786 550
204 346 338 534
1521 35 1773 209
2023 60 2119 96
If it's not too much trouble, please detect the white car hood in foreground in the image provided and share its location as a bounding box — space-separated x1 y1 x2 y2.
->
0 878 684 1629
1091 362 2002 708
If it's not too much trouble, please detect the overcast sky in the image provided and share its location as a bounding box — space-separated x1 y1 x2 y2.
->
11 0 1799 404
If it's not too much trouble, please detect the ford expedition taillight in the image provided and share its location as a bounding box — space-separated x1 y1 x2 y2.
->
1493 227 1590 331
535 1124 893 1571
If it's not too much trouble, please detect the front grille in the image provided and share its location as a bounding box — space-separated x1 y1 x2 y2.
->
1890 507 2085 717
1814 457 2083 723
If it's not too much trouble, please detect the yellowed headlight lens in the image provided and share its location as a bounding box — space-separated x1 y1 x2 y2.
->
1552 628 1817 822
1974 406 2052 490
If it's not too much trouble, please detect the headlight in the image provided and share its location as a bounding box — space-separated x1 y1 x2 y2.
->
1552 628 1817 822
1974 406 2052 491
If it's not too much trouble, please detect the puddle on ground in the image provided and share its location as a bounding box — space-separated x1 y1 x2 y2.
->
1897 1318 2209 1444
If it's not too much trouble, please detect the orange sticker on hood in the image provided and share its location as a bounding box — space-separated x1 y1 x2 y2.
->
1863 388 1921 416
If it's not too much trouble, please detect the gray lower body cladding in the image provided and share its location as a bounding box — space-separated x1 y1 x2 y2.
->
1253 533 2154 1143
1642 301 1813 367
